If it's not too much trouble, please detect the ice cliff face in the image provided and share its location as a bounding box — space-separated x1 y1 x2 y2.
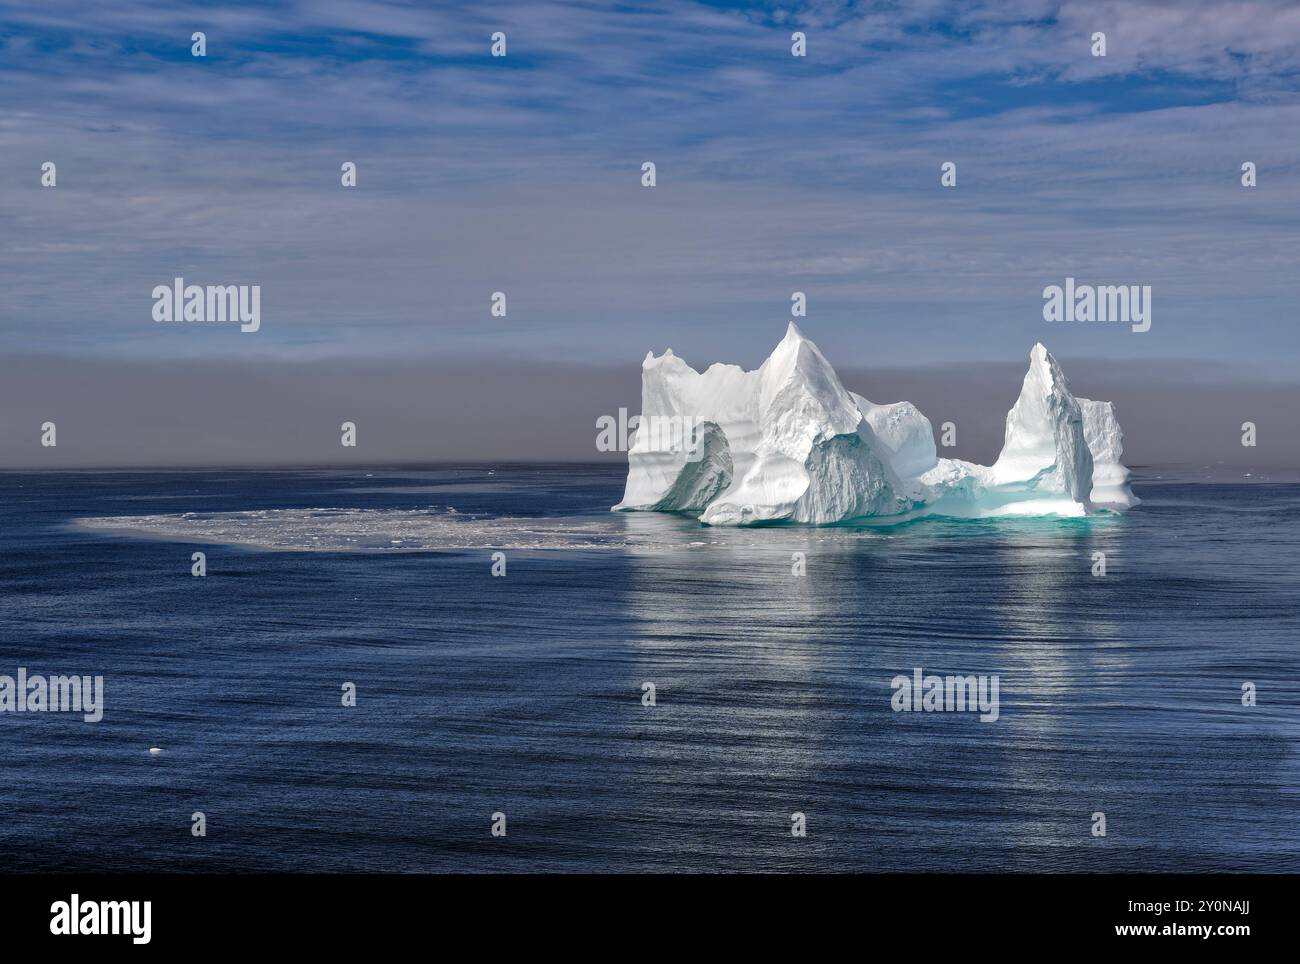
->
614 325 1138 525
1078 398 1140 508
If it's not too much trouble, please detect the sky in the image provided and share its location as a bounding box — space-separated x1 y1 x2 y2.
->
2 0 1299 465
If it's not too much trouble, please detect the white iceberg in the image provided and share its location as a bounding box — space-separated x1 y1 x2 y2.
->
1078 398 1140 509
614 324 1138 525
981 341 1095 516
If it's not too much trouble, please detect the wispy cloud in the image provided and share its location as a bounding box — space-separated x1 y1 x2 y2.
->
1 0 1298 369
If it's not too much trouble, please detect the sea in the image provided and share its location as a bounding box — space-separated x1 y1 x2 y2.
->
0 464 1297 872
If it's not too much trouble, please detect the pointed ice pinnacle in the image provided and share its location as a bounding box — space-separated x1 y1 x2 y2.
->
990 342 1093 507
615 328 1137 525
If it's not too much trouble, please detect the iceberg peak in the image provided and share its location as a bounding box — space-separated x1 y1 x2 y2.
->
615 327 1137 525
990 341 1093 508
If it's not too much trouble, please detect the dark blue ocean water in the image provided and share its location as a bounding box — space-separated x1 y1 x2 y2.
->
0 465 1297 873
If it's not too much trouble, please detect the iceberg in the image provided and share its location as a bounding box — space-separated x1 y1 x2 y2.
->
614 324 1138 525
1078 398 1140 509
983 341 1095 516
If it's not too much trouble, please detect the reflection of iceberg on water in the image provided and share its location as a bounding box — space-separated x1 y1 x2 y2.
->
613 323 1139 526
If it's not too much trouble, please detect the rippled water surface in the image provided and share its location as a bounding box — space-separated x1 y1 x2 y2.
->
1 465 1297 871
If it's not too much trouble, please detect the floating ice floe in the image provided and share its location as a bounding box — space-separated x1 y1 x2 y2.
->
614 323 1138 525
